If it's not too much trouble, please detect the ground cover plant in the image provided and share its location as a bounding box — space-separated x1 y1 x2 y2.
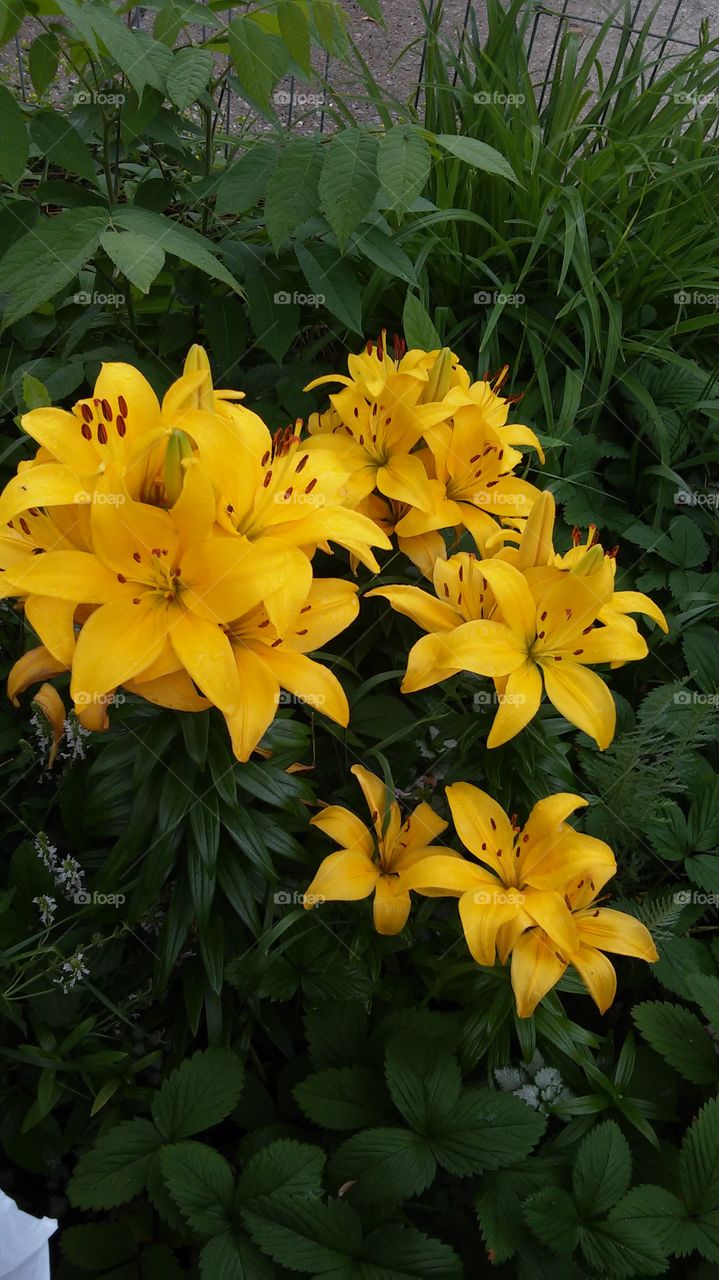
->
0 1 718 1278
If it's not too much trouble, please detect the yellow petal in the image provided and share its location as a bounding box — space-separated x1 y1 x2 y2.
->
71 596 168 701
521 792 588 849
517 490 556 571
398 530 447 581
400 853 489 895
459 886 527 965
571 944 617 1013
311 805 373 856
486 659 543 748
20 407 97 472
401 631 462 693
223 643 279 761
93 361 161 446
478 559 536 645
304 848 378 905
573 623 648 665
373 876 412 935
511 929 568 1017
8 646 66 704
523 829 616 895
575 907 658 962
262 544 313 637
31 683 66 766
2 551 122 602
522 889 578 956
125 670 211 712
282 578 359 652
446 781 514 876
0 463 88 527
181 536 292 625
90 478 179 581
604 590 668 634
499 422 546 464
257 645 349 727
168 608 242 715
541 660 616 749
351 764 388 839
170 457 217 552
24 596 77 665
367 585 461 634
444 619 528 678
398 801 448 853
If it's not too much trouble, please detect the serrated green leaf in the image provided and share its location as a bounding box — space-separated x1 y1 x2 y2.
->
610 1185 692 1255
360 1224 461 1278
385 1039 461 1134
353 224 417 284
243 266 298 362
229 16 287 118
265 138 324 250
377 126 431 217
278 0 311 76
111 206 241 291
237 1139 325 1204
90 5 172 98
99 229 165 293
160 1140 233 1236
328 1127 436 1203
402 292 440 348
633 1001 717 1084
67 1117 161 1210
28 32 60 98
30 110 98 185
215 143 279 216
200 1230 275 1280
524 1187 580 1252
680 1097 719 1215
573 1121 632 1216
432 1088 546 1176
579 1218 668 1276
319 129 380 250
295 1066 392 1130
152 1048 244 1140
0 207 108 327
295 241 362 333
167 46 214 110
242 1192 362 1272
0 85 28 185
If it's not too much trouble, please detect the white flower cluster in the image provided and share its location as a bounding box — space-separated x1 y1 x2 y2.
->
495 1050 572 1114
34 833 86 903
53 949 90 994
32 894 57 929
59 716 91 762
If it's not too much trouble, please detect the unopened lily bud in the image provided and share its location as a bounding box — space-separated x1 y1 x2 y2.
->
183 344 214 411
164 429 193 506
517 490 556 570
571 544 604 576
421 347 452 403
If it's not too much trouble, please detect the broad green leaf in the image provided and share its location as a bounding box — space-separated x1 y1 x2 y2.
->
200 1231 274 1280
328 1127 436 1204
228 16 288 118
110 206 241 291
432 1089 546 1176
243 267 299 362
579 1218 668 1276
310 0 349 56
0 85 28 185
28 32 60 97
385 1039 461 1134
155 1 222 45
691 974 719 1031
22 373 50 411
203 295 247 383
30 110 98 185
61 1223 135 1268
215 143 279 216
656 516 708 568
99 229 165 293
361 1225 461 1279
295 1066 392 1130
278 0 311 76
295 241 362 333
402 291 440 348
353 224 417 285
573 1122 632 1216
433 133 518 184
242 1192 362 1272
167 46 214 110
160 1141 234 1236
305 1002 369 1070
377 126 431 217
90 5 173 98
237 1139 325 1204
680 1097 719 1215
319 129 380 250
524 1187 580 1252
265 138 324 251
151 1048 244 1140
67 1117 161 1210
633 1001 717 1084
0 207 108 327
610 1185 693 1255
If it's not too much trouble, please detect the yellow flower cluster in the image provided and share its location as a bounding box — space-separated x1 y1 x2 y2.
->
304 768 658 1017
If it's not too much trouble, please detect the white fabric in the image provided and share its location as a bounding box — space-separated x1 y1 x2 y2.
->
0 1190 56 1280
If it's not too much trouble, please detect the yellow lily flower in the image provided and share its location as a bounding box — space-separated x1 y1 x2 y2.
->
509 874 658 1017
304 763 455 934
402 783 615 968
357 491 447 580
1 503 92 668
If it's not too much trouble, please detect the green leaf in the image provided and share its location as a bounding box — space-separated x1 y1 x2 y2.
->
573 1121 632 1216
578 1218 668 1276
680 1097 719 1215
265 138 324 250
229 16 287 118
67 1117 161 1210
22 373 50 410
151 1048 245 1140
524 1187 580 1252
360 1224 462 1278
242 267 298 362
295 241 362 333
610 1185 692 1256
90 4 172 98
0 207 108 327
433 133 518 183
402 292 440 348
377 125 431 217
30 110 98 185
657 516 708 568
385 1039 461 1134
305 1002 369 1070
189 792 220 874
237 1139 325 1204
200 1230 275 1280
354 224 417 285
99 229 165 293
691 974 719 1031
310 0 349 56
319 128 380 250
215 143 279 216
0 85 28 185
28 32 60 98
633 1001 717 1083
242 1192 362 1272
167 46 214 109
432 1089 546 1176
111 206 241 292
160 1140 234 1236
295 1066 392 1130
278 0 311 76
328 1127 436 1203
683 626 719 692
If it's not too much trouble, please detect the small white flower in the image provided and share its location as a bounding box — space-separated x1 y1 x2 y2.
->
32 895 57 928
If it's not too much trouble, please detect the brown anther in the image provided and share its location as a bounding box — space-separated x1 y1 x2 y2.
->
271 639 282 648
295 454 309 473
116 415 126 437
19 517 30 536
101 398 112 421
97 422 108 445
573 649 584 655
263 470 272 488
261 450 270 466
300 604 312 613
118 395 128 417
80 403 93 423
259 619 271 628
305 478 318 494
490 817 496 830
283 487 293 500
81 422 92 440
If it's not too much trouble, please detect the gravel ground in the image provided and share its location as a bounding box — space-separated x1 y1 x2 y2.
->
0 1 714 127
